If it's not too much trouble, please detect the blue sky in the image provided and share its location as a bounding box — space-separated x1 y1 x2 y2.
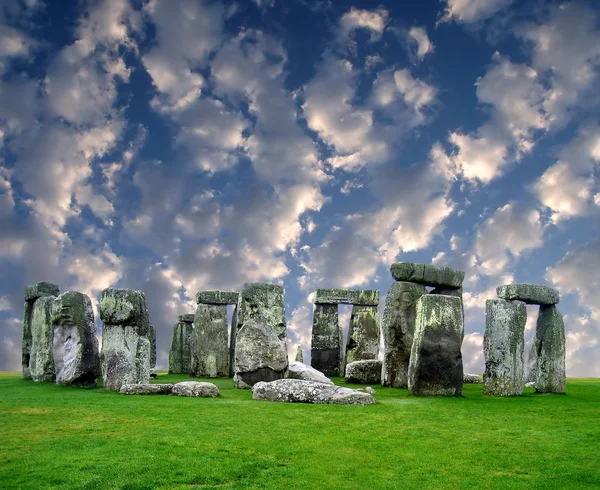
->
0 0 599 375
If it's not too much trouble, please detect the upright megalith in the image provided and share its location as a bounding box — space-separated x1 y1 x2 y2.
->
147 324 157 369
526 331 539 384
310 304 342 377
191 304 229 378
50 291 101 387
29 296 57 382
408 295 464 396
100 288 152 391
295 345 303 363
345 305 380 372
168 314 194 374
381 281 427 388
535 305 566 394
483 299 527 396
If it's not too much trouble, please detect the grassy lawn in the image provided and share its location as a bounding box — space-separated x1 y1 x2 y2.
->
1 372 599 489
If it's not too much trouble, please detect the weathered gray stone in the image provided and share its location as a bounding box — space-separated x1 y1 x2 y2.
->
391 262 464 289
196 290 239 305
252 379 376 405
147 324 156 368
120 383 173 395
381 281 427 388
169 314 194 374
310 304 342 377
287 361 334 385
29 296 56 383
483 299 527 396
535 305 566 394
408 295 464 396
239 283 287 341
526 331 539 384
229 301 240 377
314 289 379 306
365 386 376 394
172 381 220 397
190 304 229 378
463 373 483 384
345 360 382 384
99 288 151 333
150 368 157 378
178 314 195 323
525 381 536 388
24 282 59 302
50 291 101 388
496 284 559 305
295 345 303 363
345 305 380 371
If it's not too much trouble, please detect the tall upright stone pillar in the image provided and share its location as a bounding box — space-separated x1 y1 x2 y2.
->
526 330 539 384
535 305 566 394
29 296 57 383
148 324 157 369
310 304 342 377
168 314 194 374
191 304 229 378
345 305 380 373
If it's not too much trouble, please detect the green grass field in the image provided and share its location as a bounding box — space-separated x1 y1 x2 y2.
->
1 372 599 489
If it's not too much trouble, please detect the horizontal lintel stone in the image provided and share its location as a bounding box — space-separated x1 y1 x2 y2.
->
390 262 464 289
196 290 240 305
24 282 60 302
496 284 559 305
178 313 195 323
314 289 379 306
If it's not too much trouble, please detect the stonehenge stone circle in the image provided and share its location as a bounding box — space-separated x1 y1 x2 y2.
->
190 304 229 378
314 288 379 306
408 295 464 396
381 281 427 388
251 379 376 405
534 305 566 394
295 345 303 363
287 361 333 385
310 303 342 377
483 299 527 396
168 314 194 374
29 296 57 382
391 262 464 289
99 288 152 390
496 284 559 305
345 305 380 371
345 360 382 384
196 290 239 305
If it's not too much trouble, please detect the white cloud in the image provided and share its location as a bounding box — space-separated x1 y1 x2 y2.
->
407 26 434 60
338 8 389 44
439 0 515 25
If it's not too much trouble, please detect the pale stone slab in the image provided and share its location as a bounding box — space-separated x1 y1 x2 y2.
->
496 284 559 305
252 379 376 405
287 361 334 385
172 381 220 397
310 303 342 377
29 296 56 383
191 304 229 378
535 305 566 394
120 384 173 395
345 305 380 371
391 262 464 289
313 289 379 306
196 290 239 305
345 360 382 384
168 315 194 374
464 373 483 383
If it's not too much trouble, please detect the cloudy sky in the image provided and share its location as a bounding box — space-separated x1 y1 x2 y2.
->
0 0 599 376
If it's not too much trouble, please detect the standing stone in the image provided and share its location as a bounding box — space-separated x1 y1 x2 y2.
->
345 305 380 373
408 295 464 396
147 324 157 369
230 300 241 377
168 314 194 374
29 296 56 382
100 288 152 391
535 305 566 394
310 304 342 377
190 304 229 378
381 281 427 388
526 330 539 384
345 360 383 384
50 291 101 387
483 299 527 396
295 345 304 363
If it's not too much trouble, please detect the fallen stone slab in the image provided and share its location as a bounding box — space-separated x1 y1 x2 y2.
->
345 305 380 370
172 381 220 397
314 289 379 306
463 373 483 384
120 383 174 395
196 290 239 305
535 305 566 394
496 284 559 305
345 360 382 384
287 361 333 385
391 262 464 289
252 379 376 405
24 282 60 302
311 303 342 377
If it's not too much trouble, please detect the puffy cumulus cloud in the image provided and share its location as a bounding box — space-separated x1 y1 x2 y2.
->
448 129 507 184
438 0 515 25
563 316 600 377
338 7 389 45
407 26 434 61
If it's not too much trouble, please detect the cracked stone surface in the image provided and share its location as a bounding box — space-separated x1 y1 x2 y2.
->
252 379 376 405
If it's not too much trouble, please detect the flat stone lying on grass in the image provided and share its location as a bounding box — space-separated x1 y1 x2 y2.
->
345 360 382 384
287 361 333 385
120 384 174 395
496 284 559 305
390 262 464 289
366 386 376 394
172 381 220 397
463 373 483 383
535 305 566 394
252 379 376 405
313 289 379 306
196 290 239 305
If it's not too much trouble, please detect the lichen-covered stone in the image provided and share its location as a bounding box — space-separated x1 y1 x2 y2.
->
29 296 56 383
535 305 566 394
168 315 194 374
310 304 342 377
24 282 59 302
99 288 150 333
464 373 483 383
251 379 376 405
345 360 382 384
172 381 220 397
391 262 464 289
120 383 173 395
314 289 379 306
287 361 333 385
239 283 287 341
190 304 229 378
496 284 559 305
50 291 101 388
345 305 380 372
526 331 539 384
178 314 195 323
196 290 239 305
381 281 427 388
147 324 156 368
483 299 527 396
229 301 240 377
295 345 303 363
408 295 464 396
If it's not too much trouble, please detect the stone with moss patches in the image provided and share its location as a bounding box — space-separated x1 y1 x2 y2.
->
50 291 101 388
168 315 194 374
120 383 174 395
22 302 34 380
535 305 566 394
147 324 156 368
172 381 220 397
29 296 56 383
196 290 239 305
251 379 376 405
345 360 382 384
313 289 379 306
99 288 150 334
239 283 287 341
496 284 559 305
390 262 464 289
178 314 195 323
408 295 464 396
190 304 229 378
311 304 342 377
24 282 59 302
381 281 427 388
526 330 539 384
483 299 526 396
345 305 380 373
295 345 303 363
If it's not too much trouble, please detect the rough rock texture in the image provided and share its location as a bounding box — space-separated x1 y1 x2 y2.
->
408 295 464 396
535 305 566 394
229 301 240 377
345 305 380 372
172 381 220 397
190 304 229 378
252 379 376 405
147 324 157 368
238 283 287 341
168 315 194 374
483 299 527 396
287 361 333 385
345 360 383 384
496 284 559 305
29 296 56 382
50 291 101 388
526 331 539 384
314 289 379 306
391 262 464 289
310 304 342 377
99 288 151 390
24 282 60 302
120 383 174 395
150 369 157 378
295 345 303 363
381 281 427 388
196 290 239 305
366 386 376 394
464 373 483 383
